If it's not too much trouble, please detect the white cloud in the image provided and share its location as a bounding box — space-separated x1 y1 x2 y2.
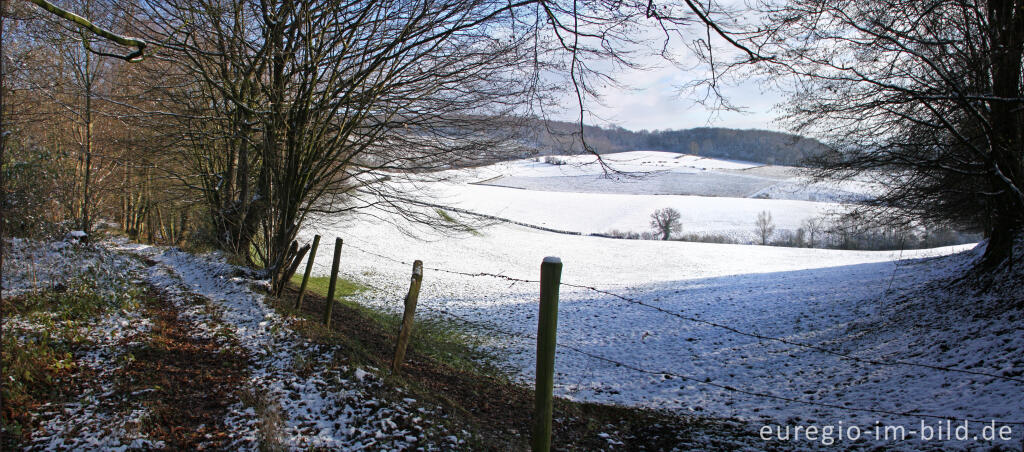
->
560 63 785 132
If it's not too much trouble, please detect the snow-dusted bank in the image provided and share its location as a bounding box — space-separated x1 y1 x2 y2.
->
302 215 1022 450
2 239 166 450
2 237 464 450
296 150 1019 450
111 239 463 450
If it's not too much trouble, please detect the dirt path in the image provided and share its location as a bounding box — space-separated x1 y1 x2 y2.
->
112 286 251 449
6 245 256 450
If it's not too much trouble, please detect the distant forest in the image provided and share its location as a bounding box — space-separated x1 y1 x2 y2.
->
520 120 829 166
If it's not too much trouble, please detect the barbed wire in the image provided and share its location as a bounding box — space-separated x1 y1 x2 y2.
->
345 239 537 283
424 301 1024 426
342 239 1024 385
339 240 1024 425
556 281 1024 385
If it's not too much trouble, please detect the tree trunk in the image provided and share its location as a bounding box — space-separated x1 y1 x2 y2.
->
980 0 1024 269
1 2 7 329
156 205 165 243
121 163 129 231
81 54 93 235
178 209 189 245
981 205 1022 269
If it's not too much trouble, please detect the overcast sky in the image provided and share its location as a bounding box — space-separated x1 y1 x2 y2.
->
563 62 786 133
553 1 787 134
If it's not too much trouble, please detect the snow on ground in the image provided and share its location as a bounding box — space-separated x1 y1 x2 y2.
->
749 179 880 203
479 171 785 197
113 240 463 450
475 151 761 179
1 238 115 298
469 152 783 197
4 238 465 450
428 183 843 238
450 151 881 204
300 210 1021 450
378 151 880 240
3 239 167 450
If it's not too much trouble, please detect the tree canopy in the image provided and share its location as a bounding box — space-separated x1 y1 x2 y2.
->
704 0 1024 268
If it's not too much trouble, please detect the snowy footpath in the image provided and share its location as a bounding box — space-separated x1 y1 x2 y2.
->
3 238 463 450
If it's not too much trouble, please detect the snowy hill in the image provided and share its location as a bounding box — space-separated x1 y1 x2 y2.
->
299 210 1020 450
401 151 877 241
290 150 1020 450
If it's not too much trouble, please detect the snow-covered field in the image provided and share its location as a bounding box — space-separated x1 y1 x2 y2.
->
6 151 1018 450
464 151 874 201
431 184 840 237
302 216 1023 450
400 151 876 240
295 151 1022 449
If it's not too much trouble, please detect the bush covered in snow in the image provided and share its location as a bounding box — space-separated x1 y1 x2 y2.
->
543 155 567 165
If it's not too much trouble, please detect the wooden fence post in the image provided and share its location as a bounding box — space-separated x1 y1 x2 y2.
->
532 256 562 452
323 238 343 326
295 234 321 310
391 260 423 374
274 240 300 296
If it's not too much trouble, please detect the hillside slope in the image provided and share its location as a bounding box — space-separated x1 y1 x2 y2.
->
522 121 828 166
300 212 1021 450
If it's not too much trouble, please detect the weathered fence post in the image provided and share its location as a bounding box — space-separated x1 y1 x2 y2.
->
532 256 562 452
295 234 321 310
323 238 343 326
391 260 423 374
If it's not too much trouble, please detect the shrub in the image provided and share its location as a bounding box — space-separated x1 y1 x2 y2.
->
676 232 739 244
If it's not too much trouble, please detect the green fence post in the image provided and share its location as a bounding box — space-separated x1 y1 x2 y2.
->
532 256 562 452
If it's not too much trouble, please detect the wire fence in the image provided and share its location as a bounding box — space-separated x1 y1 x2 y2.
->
338 238 1024 427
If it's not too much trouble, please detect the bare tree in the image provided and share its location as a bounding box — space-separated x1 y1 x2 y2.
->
801 216 826 248
130 0 558 290
650 207 682 240
125 0 751 292
755 210 775 245
26 0 145 61
716 0 1024 269
18 0 132 235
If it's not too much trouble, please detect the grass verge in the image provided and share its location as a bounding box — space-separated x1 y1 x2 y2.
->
288 274 501 375
275 275 763 450
1 276 141 447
